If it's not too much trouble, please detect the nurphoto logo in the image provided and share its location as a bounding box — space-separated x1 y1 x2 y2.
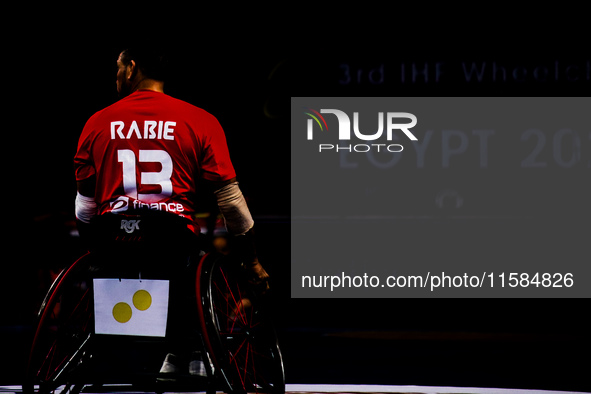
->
303 107 418 153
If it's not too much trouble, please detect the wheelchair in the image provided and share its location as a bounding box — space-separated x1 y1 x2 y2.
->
24 211 285 394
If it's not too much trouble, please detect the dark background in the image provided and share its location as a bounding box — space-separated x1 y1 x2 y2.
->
2 12 590 393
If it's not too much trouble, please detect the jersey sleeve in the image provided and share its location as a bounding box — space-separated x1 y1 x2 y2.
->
73 113 99 182
199 115 236 182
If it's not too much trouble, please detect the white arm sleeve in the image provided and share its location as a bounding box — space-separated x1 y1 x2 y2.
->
75 192 98 224
214 182 254 235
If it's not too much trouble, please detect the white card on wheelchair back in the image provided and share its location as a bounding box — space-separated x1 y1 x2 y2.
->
93 278 169 337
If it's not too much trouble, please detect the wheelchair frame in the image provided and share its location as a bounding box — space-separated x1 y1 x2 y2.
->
24 249 284 394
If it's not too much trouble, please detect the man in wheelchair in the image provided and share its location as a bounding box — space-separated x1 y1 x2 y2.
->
72 45 269 378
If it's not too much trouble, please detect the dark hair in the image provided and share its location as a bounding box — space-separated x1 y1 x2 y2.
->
120 46 168 82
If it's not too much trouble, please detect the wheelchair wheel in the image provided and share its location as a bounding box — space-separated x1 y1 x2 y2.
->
25 253 94 394
196 253 285 394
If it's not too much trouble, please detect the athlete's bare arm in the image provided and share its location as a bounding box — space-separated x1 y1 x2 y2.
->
206 178 270 290
75 176 97 239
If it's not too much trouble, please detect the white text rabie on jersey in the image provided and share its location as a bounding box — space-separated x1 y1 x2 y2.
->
110 120 176 140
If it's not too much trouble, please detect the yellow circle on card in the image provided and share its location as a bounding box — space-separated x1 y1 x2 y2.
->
133 290 152 311
112 302 132 323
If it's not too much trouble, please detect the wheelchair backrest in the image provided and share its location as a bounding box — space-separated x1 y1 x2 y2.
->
88 210 200 275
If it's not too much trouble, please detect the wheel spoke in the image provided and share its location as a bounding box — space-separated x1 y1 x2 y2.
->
228 337 248 366
244 341 250 386
38 340 57 379
199 254 283 394
218 268 248 326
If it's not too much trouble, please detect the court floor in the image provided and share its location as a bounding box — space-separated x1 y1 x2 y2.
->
0 384 588 394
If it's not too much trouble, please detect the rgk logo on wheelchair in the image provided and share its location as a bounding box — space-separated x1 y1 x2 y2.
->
24 215 285 394
120 219 140 234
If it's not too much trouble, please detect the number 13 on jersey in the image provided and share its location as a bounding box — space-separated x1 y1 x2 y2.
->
117 149 173 203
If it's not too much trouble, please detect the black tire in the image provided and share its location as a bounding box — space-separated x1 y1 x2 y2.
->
196 253 285 394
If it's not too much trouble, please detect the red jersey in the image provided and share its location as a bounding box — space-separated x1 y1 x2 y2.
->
74 90 236 231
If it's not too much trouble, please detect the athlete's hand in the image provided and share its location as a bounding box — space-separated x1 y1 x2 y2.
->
244 257 270 293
